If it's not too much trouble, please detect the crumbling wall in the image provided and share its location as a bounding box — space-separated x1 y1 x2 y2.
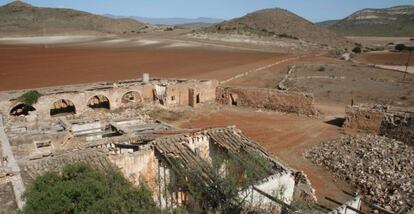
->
292 171 317 207
108 147 158 190
239 172 295 210
343 105 385 133
344 104 414 144
0 181 18 213
216 86 317 115
380 111 414 144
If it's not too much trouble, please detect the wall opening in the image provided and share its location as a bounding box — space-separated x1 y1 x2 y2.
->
10 103 36 116
196 94 201 104
230 94 238 106
87 95 110 110
50 99 76 116
122 91 142 104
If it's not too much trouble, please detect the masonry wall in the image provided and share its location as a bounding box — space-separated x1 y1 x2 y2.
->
0 79 219 120
216 86 317 115
343 106 384 133
344 105 414 144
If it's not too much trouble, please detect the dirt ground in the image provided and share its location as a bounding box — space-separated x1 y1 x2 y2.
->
347 36 414 47
0 44 289 91
356 51 414 66
157 104 356 208
223 53 414 108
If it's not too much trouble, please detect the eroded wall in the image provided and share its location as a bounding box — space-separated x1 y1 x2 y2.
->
344 105 414 144
216 86 317 115
0 79 219 121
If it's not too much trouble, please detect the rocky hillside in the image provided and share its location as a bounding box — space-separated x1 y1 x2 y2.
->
315 19 339 28
201 8 350 48
0 1 146 36
329 5 414 36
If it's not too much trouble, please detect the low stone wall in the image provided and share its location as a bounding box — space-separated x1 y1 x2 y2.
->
216 86 317 116
344 104 414 144
343 105 385 133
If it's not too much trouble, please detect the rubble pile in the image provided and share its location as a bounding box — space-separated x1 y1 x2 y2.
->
306 134 414 212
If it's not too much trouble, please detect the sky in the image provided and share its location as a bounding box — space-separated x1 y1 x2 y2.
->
1 0 414 22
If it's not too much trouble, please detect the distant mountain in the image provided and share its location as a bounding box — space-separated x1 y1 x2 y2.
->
201 8 350 48
0 1 146 36
328 5 414 36
316 20 339 28
105 14 224 26
176 22 217 29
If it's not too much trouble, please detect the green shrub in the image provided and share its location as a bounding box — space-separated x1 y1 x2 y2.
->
318 66 326 72
352 46 362 54
278 33 298 40
20 163 162 214
395 44 406 51
18 91 41 105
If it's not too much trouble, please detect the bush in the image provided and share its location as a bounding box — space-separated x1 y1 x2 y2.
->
318 66 326 71
352 46 362 54
20 164 162 213
18 90 41 105
395 44 406 51
278 33 298 40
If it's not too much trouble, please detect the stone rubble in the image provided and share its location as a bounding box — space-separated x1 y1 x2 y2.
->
306 134 414 212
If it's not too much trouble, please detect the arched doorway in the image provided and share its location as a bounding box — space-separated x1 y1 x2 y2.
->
121 91 142 104
87 95 110 110
10 103 36 116
50 99 76 116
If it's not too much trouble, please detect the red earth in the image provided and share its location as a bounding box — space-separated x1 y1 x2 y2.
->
0 44 289 91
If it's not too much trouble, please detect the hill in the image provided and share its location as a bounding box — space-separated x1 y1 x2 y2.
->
328 5 414 36
201 8 350 48
316 20 339 28
130 16 223 26
0 1 146 36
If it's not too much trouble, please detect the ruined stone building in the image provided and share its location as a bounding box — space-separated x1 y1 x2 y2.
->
344 104 414 144
0 77 218 120
0 76 363 213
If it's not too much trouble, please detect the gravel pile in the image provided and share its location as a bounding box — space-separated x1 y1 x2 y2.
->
306 134 414 212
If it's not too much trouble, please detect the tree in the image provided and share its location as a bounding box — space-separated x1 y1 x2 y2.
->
20 164 163 214
352 46 361 54
395 44 406 51
18 90 41 105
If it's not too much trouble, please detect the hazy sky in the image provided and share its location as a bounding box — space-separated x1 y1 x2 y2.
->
1 0 413 22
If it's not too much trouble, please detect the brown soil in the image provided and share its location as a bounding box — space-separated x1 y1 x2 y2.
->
174 104 355 208
0 44 288 91
356 51 414 66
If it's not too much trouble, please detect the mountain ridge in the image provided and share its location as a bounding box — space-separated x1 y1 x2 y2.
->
328 5 414 36
0 1 146 36
104 14 224 26
201 8 350 48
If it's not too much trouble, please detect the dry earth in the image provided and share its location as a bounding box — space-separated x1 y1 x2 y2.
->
159 104 357 208
356 51 414 66
0 43 289 91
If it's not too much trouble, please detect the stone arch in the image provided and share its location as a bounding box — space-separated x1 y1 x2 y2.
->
10 103 36 116
50 99 76 116
121 91 142 104
87 95 110 110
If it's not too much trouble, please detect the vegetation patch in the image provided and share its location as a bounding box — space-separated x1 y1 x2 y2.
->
18 90 41 105
395 44 406 51
20 163 164 213
278 33 299 40
352 46 362 54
